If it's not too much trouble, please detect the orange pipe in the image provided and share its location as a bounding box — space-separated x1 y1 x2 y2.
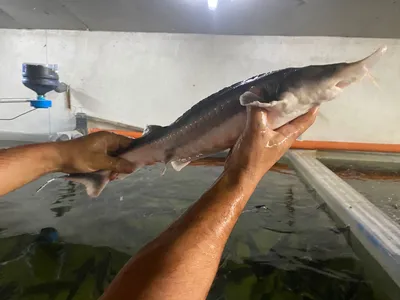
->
291 140 400 153
88 128 143 139
88 128 400 153
191 158 400 181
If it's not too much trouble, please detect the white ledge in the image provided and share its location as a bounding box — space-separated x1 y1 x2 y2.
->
286 150 400 300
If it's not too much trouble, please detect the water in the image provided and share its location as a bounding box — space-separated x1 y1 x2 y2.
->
0 164 380 300
326 162 400 225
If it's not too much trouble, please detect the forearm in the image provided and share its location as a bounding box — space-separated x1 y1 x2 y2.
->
0 143 62 196
101 169 260 300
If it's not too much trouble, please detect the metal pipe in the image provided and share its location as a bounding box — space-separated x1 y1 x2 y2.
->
0 108 37 121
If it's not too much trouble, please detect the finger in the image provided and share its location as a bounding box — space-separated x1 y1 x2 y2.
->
101 156 135 173
109 171 119 181
226 147 233 159
106 132 136 154
275 106 319 142
245 105 271 132
290 106 319 133
224 147 234 168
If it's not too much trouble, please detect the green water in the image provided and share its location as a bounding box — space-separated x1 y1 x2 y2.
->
0 165 380 299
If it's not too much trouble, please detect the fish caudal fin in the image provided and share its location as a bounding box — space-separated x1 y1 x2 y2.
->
64 171 111 198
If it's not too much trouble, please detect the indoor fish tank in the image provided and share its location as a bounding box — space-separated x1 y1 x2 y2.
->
1 153 396 300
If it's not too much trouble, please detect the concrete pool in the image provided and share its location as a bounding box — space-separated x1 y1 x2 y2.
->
1 146 397 299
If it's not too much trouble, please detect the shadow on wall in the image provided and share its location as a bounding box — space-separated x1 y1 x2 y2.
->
70 88 105 114
70 88 133 125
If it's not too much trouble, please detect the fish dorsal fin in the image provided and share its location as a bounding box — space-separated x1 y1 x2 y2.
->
171 160 191 171
143 125 163 136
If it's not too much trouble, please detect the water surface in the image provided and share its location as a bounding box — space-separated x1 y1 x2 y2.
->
325 162 400 225
0 164 379 299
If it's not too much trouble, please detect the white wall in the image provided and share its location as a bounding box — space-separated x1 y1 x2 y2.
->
0 29 399 143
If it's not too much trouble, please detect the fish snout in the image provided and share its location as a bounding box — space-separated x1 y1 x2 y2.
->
331 45 387 90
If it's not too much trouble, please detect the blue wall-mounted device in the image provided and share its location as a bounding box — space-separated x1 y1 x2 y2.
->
0 63 67 120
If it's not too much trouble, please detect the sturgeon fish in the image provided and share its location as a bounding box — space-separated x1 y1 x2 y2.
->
52 46 388 197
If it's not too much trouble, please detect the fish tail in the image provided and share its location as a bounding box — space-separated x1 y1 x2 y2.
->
63 170 112 198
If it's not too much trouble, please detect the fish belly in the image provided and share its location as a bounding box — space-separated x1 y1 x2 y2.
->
118 112 247 172
172 112 247 163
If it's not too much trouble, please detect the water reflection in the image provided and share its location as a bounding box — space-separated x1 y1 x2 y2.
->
50 182 77 218
208 226 374 300
0 230 130 300
0 229 374 300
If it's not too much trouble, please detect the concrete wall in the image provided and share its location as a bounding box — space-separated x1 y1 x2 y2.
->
0 29 399 143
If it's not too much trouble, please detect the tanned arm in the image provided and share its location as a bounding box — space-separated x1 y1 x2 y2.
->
0 142 63 196
101 106 319 300
0 132 134 196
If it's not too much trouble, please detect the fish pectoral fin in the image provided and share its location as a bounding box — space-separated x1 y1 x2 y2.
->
171 160 191 172
143 125 163 136
239 91 275 109
239 91 263 105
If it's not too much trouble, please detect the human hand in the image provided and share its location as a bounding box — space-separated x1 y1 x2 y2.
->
55 131 135 174
225 102 319 183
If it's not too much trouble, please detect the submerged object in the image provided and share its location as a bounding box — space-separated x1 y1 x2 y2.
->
43 46 388 198
36 227 59 244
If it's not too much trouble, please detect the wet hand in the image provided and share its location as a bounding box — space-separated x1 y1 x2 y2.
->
55 131 135 174
225 104 319 182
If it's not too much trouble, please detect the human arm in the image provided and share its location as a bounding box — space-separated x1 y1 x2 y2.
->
101 105 319 300
0 132 134 196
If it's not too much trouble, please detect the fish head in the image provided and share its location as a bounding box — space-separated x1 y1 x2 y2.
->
240 46 387 113
281 45 387 105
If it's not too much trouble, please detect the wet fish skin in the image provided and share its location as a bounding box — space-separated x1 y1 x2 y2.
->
55 46 387 198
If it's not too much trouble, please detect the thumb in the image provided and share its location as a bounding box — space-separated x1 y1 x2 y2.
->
246 105 270 130
105 157 135 173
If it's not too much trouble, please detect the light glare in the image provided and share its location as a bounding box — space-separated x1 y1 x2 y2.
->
208 0 218 10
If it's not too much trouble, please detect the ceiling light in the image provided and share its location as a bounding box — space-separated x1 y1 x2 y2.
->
208 0 218 10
